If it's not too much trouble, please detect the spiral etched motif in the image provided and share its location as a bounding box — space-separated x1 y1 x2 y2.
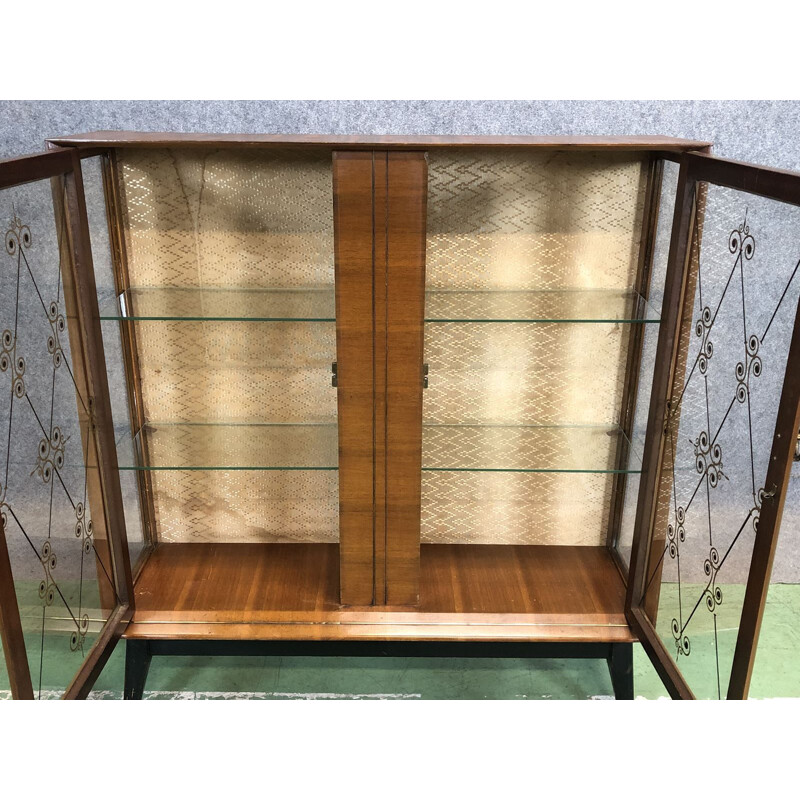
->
695 305 714 375
735 333 763 404
671 618 691 657
2 212 106 677
37 540 58 607
5 215 31 257
693 430 726 488
728 220 755 261
0 328 25 398
32 426 68 484
74 501 94 558
45 299 67 369
657 214 775 690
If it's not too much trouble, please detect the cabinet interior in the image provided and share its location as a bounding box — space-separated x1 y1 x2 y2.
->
102 144 662 634
109 148 339 545
421 150 650 548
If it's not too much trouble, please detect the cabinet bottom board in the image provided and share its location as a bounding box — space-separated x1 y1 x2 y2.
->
125 542 634 643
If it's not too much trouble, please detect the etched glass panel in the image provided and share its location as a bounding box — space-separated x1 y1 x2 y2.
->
0 177 116 698
642 185 800 698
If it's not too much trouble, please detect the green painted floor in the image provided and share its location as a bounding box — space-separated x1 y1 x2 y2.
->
2 583 798 699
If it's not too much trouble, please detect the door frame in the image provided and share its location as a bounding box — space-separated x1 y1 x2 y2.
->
0 148 133 699
626 150 800 699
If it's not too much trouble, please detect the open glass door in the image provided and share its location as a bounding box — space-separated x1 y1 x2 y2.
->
628 152 800 699
0 149 132 699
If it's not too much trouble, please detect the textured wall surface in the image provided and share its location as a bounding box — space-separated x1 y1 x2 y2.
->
3 100 800 168
1 100 799 582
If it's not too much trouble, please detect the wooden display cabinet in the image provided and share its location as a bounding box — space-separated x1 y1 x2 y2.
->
2 134 800 699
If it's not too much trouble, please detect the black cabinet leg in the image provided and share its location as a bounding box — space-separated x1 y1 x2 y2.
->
124 640 152 700
607 643 634 700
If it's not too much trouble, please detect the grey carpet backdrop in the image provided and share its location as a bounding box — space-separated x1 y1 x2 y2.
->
1 100 798 582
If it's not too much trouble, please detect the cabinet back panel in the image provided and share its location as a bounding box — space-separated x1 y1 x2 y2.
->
422 151 648 546
114 149 338 544
426 150 647 290
117 149 334 288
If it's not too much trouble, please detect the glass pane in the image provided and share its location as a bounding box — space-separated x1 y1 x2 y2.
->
109 148 338 545
118 422 338 470
0 175 116 698
81 155 147 572
616 159 682 570
422 150 649 547
101 287 336 321
425 289 659 324
748 460 800 698
641 184 800 698
421 424 639 473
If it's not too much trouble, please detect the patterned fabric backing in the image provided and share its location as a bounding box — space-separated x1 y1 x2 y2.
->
426 150 647 290
116 149 337 543
421 150 647 545
118 148 334 288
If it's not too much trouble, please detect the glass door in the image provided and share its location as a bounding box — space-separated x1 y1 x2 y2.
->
97 147 344 626
420 150 654 559
0 149 133 699
628 152 800 699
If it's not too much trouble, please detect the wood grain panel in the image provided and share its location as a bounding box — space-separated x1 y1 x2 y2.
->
373 152 388 603
728 293 800 698
126 543 633 642
0 515 34 698
385 152 427 604
47 132 712 152
62 157 135 605
333 152 375 604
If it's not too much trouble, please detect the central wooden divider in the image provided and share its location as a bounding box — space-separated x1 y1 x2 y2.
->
334 150 428 606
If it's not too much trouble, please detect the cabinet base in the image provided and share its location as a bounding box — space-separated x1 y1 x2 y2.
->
123 639 634 700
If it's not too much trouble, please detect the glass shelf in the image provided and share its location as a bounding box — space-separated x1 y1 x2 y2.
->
99 287 336 322
117 423 338 471
424 289 659 323
421 424 640 473
99 287 659 324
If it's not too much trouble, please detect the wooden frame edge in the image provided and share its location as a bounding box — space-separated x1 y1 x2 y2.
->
0 514 34 698
606 154 663 572
727 292 800 698
62 152 135 606
629 150 800 699
62 603 132 699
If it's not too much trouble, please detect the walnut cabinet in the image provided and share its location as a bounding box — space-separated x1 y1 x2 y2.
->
2 133 800 699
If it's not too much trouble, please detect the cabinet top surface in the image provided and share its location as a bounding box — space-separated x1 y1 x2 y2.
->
46 131 712 151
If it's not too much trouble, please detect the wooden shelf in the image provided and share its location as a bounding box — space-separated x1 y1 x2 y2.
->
126 543 634 643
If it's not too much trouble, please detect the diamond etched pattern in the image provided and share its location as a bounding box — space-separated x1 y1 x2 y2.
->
119 149 334 289
421 471 615 546
643 185 800 698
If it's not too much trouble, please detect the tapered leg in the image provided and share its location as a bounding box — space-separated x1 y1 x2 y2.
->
607 643 634 700
124 640 152 700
